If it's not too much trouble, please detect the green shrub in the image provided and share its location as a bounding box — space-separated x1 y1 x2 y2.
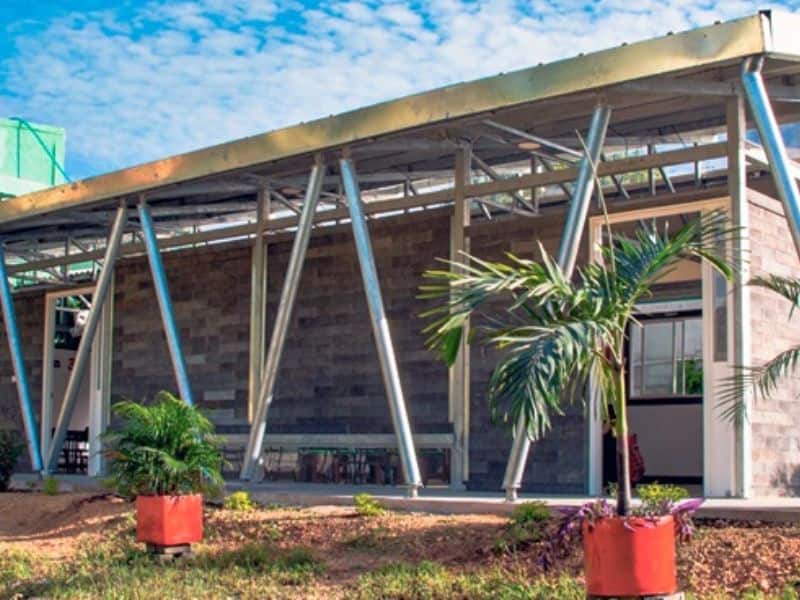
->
0 430 23 492
42 476 59 496
102 391 224 497
496 501 552 555
637 482 689 513
224 490 256 512
511 501 551 527
354 493 385 517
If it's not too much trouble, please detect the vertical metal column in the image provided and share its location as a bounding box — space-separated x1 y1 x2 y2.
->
728 94 752 498
502 102 611 501
248 188 270 422
46 204 127 473
741 57 800 256
340 157 423 497
449 144 471 488
138 198 194 405
0 245 43 472
240 161 324 480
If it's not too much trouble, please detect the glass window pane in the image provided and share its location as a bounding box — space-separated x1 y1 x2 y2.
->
642 321 674 395
682 317 703 395
713 270 728 362
630 315 703 399
630 323 643 396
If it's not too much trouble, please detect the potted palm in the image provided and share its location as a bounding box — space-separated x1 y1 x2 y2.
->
421 212 735 597
103 391 224 550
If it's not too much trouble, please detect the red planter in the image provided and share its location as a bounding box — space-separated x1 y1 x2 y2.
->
582 515 676 597
135 494 204 546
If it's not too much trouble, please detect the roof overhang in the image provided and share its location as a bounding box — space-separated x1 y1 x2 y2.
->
3 10 798 231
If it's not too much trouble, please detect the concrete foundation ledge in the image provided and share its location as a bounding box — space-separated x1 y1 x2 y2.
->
11 474 800 522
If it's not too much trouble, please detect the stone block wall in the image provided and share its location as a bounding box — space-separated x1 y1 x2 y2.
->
0 208 586 491
467 217 587 493
747 189 800 496
0 290 44 471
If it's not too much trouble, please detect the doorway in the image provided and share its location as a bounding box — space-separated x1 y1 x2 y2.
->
587 198 737 498
41 286 113 476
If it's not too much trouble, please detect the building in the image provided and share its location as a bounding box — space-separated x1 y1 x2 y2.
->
2 10 800 499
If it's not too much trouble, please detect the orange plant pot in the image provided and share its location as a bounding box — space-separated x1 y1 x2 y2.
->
135 494 204 546
582 515 676 597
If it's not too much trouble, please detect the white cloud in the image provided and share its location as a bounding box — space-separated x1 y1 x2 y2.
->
0 0 792 178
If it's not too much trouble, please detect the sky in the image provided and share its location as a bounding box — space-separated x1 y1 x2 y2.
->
2 0 798 180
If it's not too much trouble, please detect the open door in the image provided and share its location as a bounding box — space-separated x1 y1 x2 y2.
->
41 286 113 477
587 198 736 498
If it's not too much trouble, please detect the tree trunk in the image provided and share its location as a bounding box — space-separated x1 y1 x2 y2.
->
614 367 632 516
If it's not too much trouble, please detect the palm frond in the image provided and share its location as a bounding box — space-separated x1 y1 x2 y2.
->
718 344 800 421
487 319 612 441
751 274 800 317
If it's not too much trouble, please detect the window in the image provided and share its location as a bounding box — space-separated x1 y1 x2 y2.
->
629 315 703 399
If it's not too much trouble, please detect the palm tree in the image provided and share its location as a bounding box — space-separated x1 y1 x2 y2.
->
722 274 800 416
103 391 225 498
421 212 736 516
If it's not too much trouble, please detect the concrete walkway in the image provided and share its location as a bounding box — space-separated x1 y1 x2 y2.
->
231 481 800 522
14 474 800 522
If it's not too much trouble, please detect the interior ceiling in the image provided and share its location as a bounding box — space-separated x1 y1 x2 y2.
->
4 52 800 256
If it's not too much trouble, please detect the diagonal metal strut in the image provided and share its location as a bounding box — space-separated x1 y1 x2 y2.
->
340 157 423 497
138 198 195 405
501 102 612 501
240 161 325 480
0 245 44 472
741 57 800 256
46 203 127 473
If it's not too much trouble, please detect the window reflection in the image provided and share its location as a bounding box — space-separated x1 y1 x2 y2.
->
629 316 703 398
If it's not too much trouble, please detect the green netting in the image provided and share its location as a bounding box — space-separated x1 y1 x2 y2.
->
0 117 67 186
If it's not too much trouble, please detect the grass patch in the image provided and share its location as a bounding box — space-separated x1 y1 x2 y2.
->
354 493 385 517
344 526 392 550
352 561 583 600
42 476 59 496
3 525 324 599
495 500 552 555
223 490 257 512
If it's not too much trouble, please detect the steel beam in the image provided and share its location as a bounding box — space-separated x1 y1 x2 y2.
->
727 94 752 497
137 198 195 405
0 245 43 472
45 204 127 473
248 189 270 422
340 157 423 497
742 58 800 255
449 145 471 488
502 102 612 501
240 162 325 481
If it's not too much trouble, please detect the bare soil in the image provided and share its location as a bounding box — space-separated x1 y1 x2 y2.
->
1 493 799 597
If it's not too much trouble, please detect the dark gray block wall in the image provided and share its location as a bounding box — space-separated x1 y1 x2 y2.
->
0 209 586 491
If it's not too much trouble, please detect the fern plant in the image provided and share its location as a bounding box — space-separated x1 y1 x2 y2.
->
103 391 224 497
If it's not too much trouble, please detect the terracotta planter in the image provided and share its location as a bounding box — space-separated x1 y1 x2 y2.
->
135 494 203 546
582 515 676 597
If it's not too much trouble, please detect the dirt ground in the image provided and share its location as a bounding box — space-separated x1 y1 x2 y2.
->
2 492 800 598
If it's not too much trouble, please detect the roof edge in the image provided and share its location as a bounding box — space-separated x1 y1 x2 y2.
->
0 12 772 228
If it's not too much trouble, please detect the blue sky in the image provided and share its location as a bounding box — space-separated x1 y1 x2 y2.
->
2 0 797 180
